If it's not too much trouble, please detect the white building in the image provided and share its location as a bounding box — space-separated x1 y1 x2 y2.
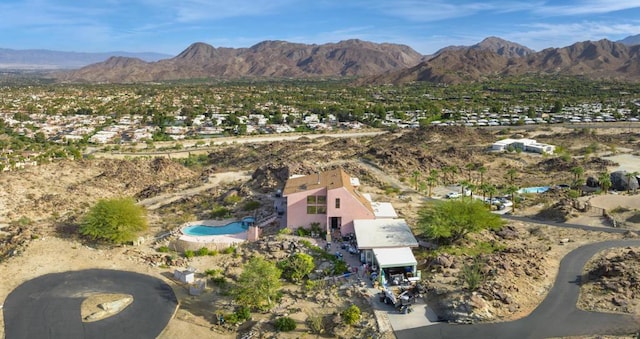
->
492 138 555 154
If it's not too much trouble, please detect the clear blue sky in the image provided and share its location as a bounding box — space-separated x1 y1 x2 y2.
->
1 0 640 55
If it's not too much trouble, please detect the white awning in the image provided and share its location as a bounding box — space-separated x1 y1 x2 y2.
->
373 247 417 268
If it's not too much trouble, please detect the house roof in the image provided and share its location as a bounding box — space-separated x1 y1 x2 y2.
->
373 247 417 268
283 168 373 212
283 168 350 195
353 219 418 249
371 202 398 218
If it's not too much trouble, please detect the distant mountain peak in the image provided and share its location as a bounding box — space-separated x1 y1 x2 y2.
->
618 34 640 46
432 36 533 59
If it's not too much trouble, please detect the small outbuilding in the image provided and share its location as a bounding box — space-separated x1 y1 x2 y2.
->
353 219 420 286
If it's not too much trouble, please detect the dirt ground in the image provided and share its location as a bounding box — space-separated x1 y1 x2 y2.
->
1 125 640 338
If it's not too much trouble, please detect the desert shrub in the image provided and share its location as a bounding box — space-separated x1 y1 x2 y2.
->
243 200 261 211
222 246 236 254
333 260 348 275
157 246 170 253
296 227 310 237
197 247 210 256
235 306 251 322
277 253 315 283
278 228 292 235
307 313 325 334
224 313 239 325
208 249 218 256
211 205 232 219
461 258 485 290
341 305 361 325
223 194 242 206
184 250 195 259
274 316 297 332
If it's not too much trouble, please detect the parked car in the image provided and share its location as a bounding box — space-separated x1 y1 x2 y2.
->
445 192 461 199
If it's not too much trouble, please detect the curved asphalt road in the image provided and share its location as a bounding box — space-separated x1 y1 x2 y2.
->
3 269 178 339
397 215 640 339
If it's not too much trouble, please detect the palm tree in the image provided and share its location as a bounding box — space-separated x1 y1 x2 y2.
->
418 181 427 195
426 174 437 197
570 166 584 188
410 170 420 190
505 185 519 211
485 184 498 208
477 166 487 185
598 172 611 193
460 180 471 197
465 163 476 182
506 168 517 185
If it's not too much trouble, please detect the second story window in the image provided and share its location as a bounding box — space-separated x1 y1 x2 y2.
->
306 195 327 214
335 198 341 208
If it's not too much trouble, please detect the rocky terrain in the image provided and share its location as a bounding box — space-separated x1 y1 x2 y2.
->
2 125 640 338
580 246 640 315
55 39 423 83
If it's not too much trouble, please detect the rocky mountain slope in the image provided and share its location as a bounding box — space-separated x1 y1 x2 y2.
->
55 40 423 83
432 36 534 58
370 39 640 84
618 34 640 46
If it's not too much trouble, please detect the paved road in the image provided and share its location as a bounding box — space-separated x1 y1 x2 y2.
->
396 237 640 338
3 269 178 339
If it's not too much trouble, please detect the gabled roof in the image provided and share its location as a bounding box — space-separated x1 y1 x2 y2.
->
283 168 373 212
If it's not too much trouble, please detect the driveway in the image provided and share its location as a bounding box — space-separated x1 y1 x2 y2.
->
3 269 178 339
395 239 640 339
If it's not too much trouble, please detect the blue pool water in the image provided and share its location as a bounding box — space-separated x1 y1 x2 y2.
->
518 186 551 194
183 217 255 236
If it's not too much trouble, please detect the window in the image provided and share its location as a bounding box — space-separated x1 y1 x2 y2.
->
335 198 341 208
306 195 327 214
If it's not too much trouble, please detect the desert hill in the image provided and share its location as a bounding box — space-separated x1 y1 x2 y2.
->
55 39 424 83
370 39 640 84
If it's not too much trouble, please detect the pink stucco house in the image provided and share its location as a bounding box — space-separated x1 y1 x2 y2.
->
283 168 396 236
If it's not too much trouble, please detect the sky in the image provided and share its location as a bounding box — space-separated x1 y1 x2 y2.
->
2 0 640 56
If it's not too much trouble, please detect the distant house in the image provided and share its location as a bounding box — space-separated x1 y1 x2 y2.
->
492 138 555 154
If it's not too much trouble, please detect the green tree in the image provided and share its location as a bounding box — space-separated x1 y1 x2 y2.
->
417 199 505 244
277 253 315 283
234 257 282 311
505 168 517 185
505 185 519 210
477 166 487 185
80 197 148 243
570 166 585 188
598 172 611 193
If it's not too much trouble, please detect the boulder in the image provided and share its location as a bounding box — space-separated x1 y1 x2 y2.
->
610 171 639 191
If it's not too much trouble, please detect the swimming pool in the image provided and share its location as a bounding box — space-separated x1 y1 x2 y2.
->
518 186 550 194
182 217 255 236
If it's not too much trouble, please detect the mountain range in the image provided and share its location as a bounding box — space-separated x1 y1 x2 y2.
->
5 34 640 84
0 49 171 70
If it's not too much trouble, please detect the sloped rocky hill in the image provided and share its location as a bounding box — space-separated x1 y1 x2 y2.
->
56 40 423 83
